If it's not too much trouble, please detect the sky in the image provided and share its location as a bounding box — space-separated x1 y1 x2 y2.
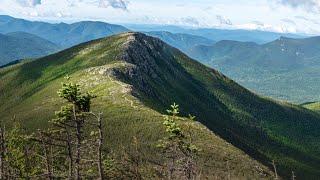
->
1 0 320 34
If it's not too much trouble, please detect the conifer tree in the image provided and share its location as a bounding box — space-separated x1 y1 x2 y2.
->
37 76 106 179
1 77 109 179
158 103 199 180
52 76 99 179
5 120 42 179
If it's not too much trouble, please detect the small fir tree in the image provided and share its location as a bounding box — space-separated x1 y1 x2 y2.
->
158 103 199 180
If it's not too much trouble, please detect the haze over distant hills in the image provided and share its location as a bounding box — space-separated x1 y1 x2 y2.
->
187 36 320 103
146 31 215 52
0 14 306 48
126 24 307 44
0 31 60 66
0 15 129 48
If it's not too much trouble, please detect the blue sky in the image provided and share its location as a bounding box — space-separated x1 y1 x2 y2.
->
1 0 320 34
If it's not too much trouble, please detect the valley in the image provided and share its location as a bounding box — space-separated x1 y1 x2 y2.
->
177 36 320 103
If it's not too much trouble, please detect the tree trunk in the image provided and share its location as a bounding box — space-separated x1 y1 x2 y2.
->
39 132 53 180
292 171 296 180
74 105 81 180
75 122 81 180
0 126 5 179
97 113 104 180
24 145 31 180
272 160 278 180
66 129 74 179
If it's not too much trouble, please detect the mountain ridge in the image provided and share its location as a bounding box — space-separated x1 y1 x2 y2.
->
1 32 320 178
0 15 130 48
0 32 276 178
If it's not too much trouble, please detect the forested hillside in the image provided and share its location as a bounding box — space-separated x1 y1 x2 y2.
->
188 36 320 103
0 31 59 65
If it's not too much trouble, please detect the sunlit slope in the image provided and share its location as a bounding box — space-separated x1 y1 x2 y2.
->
302 102 320 113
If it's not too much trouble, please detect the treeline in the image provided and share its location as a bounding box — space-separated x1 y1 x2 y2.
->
0 77 199 179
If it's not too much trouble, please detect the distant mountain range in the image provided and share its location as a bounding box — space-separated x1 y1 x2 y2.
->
0 31 60 65
0 15 129 48
1 15 320 103
146 31 215 52
187 36 320 103
126 24 307 44
191 36 320 68
1 14 305 49
1 32 320 178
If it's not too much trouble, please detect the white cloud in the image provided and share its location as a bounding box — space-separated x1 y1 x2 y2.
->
99 0 129 10
275 0 320 13
12 0 129 10
251 21 265 26
295 16 320 25
281 18 296 25
216 15 232 25
179 17 200 27
16 0 41 7
1 0 320 34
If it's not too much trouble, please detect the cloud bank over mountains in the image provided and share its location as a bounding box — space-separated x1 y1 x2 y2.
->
1 0 320 35
14 0 129 10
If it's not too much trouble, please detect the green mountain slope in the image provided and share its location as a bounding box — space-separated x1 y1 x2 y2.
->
1 32 320 179
189 36 320 103
0 32 273 179
0 31 60 66
302 102 320 113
